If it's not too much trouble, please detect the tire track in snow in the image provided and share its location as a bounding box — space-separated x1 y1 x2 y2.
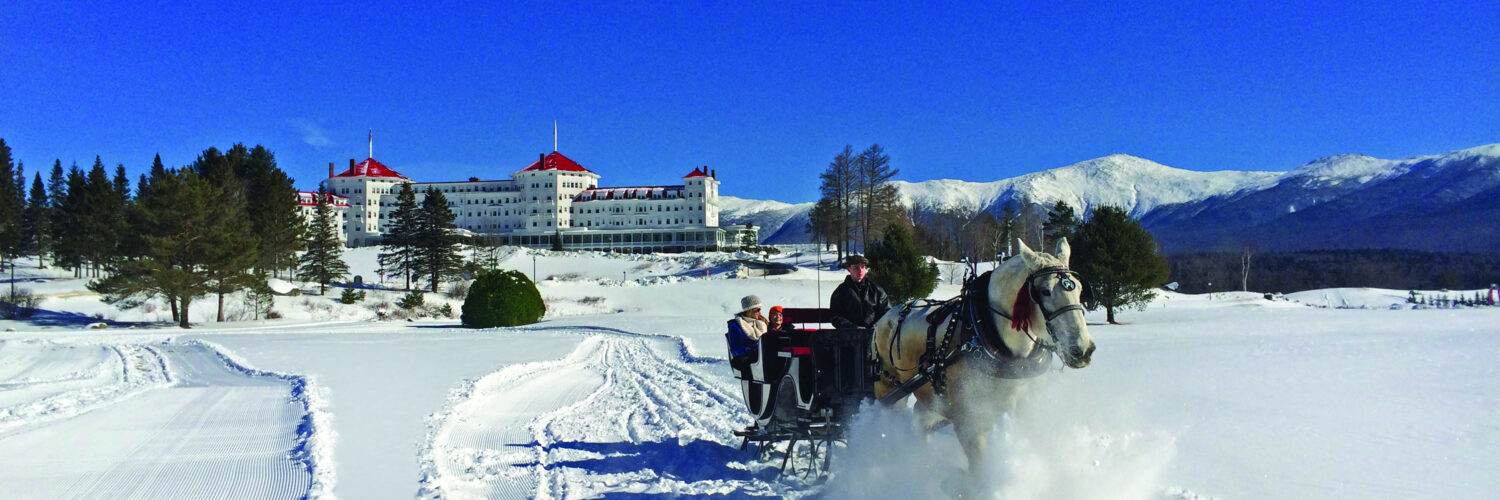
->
420 332 799 499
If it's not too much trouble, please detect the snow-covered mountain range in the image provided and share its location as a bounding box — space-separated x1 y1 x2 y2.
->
721 143 1500 253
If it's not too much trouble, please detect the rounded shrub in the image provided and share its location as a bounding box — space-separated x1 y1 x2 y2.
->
462 269 546 328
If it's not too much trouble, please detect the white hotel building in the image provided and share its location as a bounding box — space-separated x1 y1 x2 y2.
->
318 150 756 253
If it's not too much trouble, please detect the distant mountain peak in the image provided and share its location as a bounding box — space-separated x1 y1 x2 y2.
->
721 142 1500 251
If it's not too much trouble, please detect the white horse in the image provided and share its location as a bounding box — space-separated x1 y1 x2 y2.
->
872 237 1095 476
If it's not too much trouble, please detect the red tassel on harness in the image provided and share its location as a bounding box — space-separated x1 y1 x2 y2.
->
1011 288 1035 332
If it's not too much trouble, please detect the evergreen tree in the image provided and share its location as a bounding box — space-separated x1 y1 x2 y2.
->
0 140 21 283
25 173 49 267
234 145 304 278
112 164 131 202
200 172 256 322
80 158 122 276
867 224 940 303
0 143 18 245
1043 201 1079 250
91 168 237 328
415 187 462 292
1071 205 1170 324
378 183 421 289
998 203 1017 258
52 164 88 275
45 160 66 267
298 185 348 295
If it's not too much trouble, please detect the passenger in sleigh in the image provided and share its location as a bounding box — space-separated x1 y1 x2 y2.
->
726 295 769 371
766 305 796 335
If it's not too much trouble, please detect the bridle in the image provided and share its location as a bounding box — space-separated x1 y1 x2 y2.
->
983 265 1087 354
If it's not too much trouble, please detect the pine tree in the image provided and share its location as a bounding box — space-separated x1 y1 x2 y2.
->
1043 201 1079 250
80 158 121 277
235 145 304 278
0 140 21 301
198 168 257 322
379 183 421 289
415 187 462 293
112 164 130 202
1071 205 1170 324
298 185 348 295
25 173 49 268
91 168 236 328
867 224 940 303
46 160 66 268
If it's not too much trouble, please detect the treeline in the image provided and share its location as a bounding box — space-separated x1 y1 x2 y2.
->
0 139 325 326
906 201 1065 263
1167 249 1500 293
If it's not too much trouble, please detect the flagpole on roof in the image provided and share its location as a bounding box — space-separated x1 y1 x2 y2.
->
368 129 373 159
553 120 558 152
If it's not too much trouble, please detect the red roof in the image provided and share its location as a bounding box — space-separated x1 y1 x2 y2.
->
332 158 409 180
683 167 710 178
517 151 596 175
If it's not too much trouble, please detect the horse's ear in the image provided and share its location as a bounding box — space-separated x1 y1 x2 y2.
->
1055 237 1071 264
1017 239 1039 267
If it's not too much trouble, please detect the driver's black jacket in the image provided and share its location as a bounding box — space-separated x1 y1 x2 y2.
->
829 276 890 329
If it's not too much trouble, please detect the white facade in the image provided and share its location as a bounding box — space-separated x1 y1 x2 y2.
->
319 152 754 252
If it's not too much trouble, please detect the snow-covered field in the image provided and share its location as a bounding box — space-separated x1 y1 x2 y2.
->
2 249 1497 499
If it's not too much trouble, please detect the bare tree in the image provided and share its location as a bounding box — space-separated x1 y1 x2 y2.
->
1241 246 1252 291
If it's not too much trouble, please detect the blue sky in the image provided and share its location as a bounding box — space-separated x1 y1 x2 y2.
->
2 1 1496 203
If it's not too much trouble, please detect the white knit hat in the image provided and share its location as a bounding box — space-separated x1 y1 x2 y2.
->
739 295 763 314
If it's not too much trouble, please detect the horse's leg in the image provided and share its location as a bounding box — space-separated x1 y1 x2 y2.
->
946 366 1004 487
911 386 948 441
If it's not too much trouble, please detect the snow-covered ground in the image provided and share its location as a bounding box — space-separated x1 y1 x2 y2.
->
2 250 1497 499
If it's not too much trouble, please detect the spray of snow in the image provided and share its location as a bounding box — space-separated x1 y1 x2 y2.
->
826 373 1180 500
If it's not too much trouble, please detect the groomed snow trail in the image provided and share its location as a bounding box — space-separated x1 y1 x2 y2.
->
422 332 796 499
0 341 315 499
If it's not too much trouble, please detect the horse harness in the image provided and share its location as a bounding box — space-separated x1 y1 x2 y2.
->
879 266 1085 401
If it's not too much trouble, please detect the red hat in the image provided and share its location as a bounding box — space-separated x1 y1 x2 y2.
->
769 305 784 315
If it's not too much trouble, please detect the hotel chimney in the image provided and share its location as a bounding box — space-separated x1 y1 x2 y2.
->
328 162 334 178
349 158 357 175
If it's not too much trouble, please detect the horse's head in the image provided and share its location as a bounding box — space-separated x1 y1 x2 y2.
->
1016 237 1095 368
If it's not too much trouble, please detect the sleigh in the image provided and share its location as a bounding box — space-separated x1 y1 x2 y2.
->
725 308 874 474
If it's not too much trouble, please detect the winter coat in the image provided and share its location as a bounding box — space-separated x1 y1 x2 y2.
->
726 315 769 358
830 276 890 329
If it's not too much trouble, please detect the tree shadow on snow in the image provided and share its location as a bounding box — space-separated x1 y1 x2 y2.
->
5 306 163 330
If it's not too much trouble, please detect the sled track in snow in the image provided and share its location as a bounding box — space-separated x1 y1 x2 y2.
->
0 339 323 499
420 330 805 498
0 341 171 436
